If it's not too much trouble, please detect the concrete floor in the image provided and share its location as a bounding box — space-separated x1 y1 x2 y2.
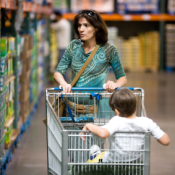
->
5 72 175 175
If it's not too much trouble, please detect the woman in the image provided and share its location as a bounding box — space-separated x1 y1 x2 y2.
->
53 10 127 162
54 9 127 93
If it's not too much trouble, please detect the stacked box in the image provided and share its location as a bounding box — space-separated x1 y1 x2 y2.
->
4 122 13 148
0 38 8 92
115 31 159 70
0 103 5 157
50 30 58 74
30 32 38 105
130 37 141 67
19 35 32 122
122 40 132 67
8 37 16 57
108 27 118 45
165 24 175 71
116 36 124 63
0 38 8 55
1 35 16 152
139 32 159 68
37 20 48 96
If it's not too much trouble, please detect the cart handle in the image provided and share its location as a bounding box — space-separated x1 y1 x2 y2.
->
52 87 135 91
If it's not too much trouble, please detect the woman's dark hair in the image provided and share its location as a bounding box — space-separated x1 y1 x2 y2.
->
73 9 108 44
109 88 136 117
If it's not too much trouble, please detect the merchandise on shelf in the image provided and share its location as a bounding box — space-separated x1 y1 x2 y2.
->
165 24 175 71
116 31 159 70
4 77 15 149
117 0 159 14
0 118 5 140
107 27 118 45
0 86 7 110
19 34 32 122
71 0 114 13
139 31 159 68
53 0 69 13
168 0 175 15
0 70 7 92
0 105 6 126
30 32 38 106
0 136 5 157
8 37 16 56
36 19 48 96
4 122 13 148
0 53 8 74
0 38 8 55
50 30 58 74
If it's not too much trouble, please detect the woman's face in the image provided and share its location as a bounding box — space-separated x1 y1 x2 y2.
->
78 17 98 42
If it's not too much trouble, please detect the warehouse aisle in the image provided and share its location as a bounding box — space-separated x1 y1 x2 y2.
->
5 96 47 175
5 72 175 175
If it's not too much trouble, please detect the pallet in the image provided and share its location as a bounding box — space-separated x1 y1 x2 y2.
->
0 93 41 175
4 129 20 149
0 132 21 175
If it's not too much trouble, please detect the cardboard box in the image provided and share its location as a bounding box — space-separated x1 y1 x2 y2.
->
20 83 30 102
20 100 30 122
28 35 33 50
21 58 31 75
20 69 31 82
20 35 29 60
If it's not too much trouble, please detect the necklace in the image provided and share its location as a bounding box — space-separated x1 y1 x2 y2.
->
83 45 96 54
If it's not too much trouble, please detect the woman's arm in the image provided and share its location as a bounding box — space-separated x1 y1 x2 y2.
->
157 133 170 146
106 76 127 92
54 72 71 93
81 123 110 141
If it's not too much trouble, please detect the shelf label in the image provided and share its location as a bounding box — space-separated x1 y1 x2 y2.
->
142 14 151 21
123 15 132 21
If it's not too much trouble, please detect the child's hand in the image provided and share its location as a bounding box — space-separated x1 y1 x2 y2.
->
80 125 88 142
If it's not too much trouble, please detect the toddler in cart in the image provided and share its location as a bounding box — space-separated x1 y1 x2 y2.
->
80 88 170 163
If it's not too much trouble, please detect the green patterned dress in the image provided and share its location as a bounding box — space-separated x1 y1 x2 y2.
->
55 39 125 88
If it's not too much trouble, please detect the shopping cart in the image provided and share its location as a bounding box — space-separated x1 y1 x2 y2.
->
45 87 151 175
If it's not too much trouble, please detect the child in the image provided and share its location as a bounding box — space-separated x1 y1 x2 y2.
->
81 88 170 162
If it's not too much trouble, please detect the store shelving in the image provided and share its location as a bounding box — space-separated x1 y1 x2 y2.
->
0 0 17 10
0 1 51 174
0 0 52 14
23 1 52 14
62 0 175 71
63 13 175 21
5 76 15 85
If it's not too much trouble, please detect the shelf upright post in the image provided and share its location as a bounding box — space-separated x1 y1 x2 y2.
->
0 7 1 59
159 0 166 71
45 15 50 85
68 0 74 40
11 10 18 129
24 12 30 34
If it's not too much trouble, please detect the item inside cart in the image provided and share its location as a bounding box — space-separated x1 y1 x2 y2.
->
45 87 150 175
48 87 143 126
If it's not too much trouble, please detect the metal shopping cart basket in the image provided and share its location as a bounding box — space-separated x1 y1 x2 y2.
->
45 87 151 175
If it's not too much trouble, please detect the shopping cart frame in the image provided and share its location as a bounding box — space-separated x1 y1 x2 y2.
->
45 87 150 175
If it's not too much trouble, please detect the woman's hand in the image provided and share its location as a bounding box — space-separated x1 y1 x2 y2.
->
105 77 127 92
106 81 118 92
59 83 72 93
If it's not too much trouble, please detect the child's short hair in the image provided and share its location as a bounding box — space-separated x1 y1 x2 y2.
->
109 88 136 117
